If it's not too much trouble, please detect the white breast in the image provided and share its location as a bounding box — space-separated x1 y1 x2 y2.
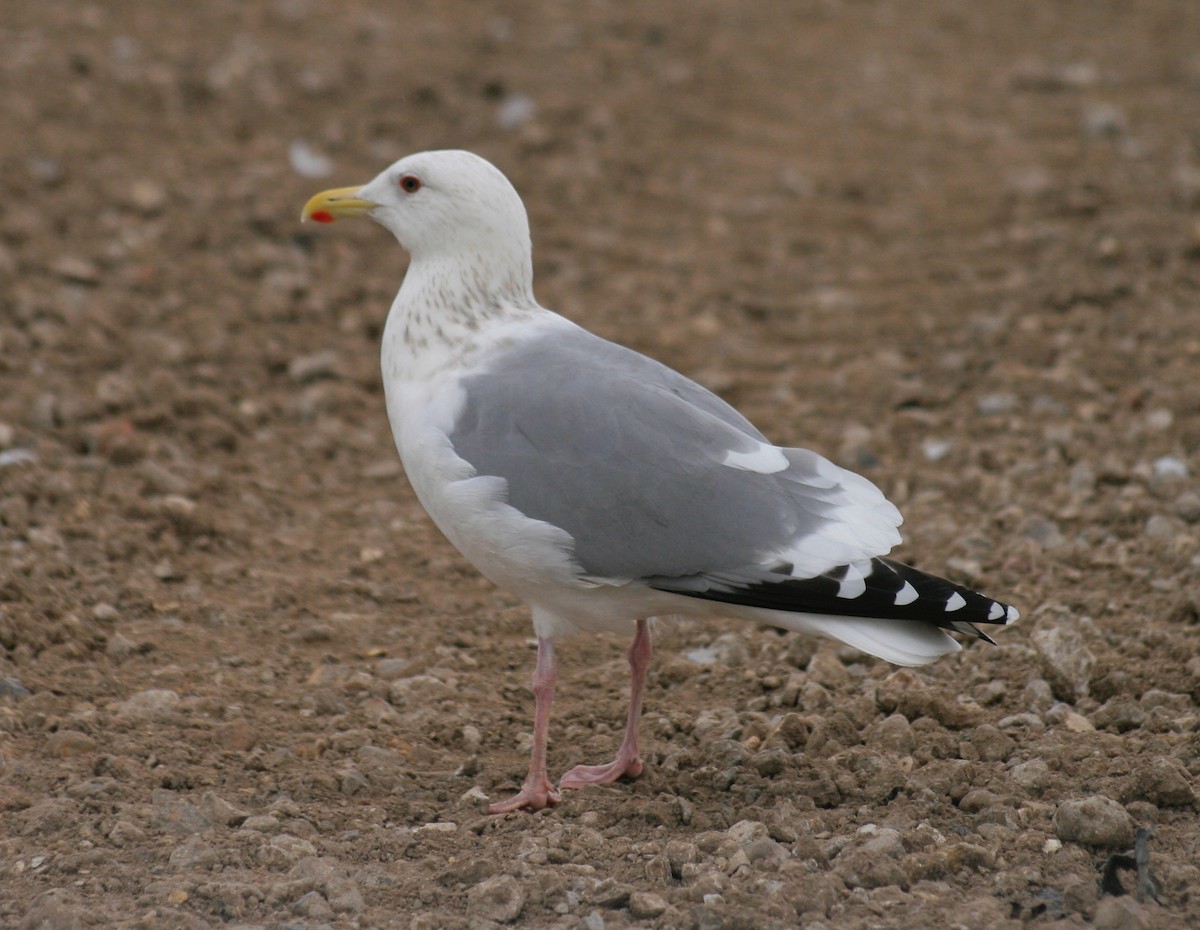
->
380 311 594 601
378 302 701 638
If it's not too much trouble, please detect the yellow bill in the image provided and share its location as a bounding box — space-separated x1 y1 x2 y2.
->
301 186 376 223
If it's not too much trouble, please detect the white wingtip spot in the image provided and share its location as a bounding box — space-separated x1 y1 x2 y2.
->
894 581 918 606
836 560 869 599
721 443 789 475
1005 605 1020 624
988 602 1004 621
945 592 966 612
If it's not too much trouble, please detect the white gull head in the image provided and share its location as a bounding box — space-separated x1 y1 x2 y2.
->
358 150 531 264
303 150 536 313
302 152 544 382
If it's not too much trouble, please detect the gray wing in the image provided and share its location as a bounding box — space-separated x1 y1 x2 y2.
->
448 325 900 580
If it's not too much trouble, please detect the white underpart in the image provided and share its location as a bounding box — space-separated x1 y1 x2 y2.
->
895 580 919 605
721 443 789 474
384 315 598 611
945 592 966 612
382 311 698 639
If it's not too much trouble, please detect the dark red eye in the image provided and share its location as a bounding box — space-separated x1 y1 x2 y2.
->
398 174 422 193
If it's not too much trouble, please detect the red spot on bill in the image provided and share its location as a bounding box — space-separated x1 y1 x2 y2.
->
310 210 335 224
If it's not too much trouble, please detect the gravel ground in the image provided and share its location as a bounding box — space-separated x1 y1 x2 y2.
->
3 1 1200 927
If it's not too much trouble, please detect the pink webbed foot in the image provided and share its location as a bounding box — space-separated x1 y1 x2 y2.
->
559 752 643 790
487 776 562 814
560 618 652 792
487 635 561 815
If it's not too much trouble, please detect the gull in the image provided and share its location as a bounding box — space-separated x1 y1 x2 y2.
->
301 150 1018 813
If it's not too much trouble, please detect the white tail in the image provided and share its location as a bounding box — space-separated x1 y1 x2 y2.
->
747 608 962 667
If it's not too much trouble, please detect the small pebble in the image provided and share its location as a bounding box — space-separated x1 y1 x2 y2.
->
0 448 37 469
260 833 318 870
198 791 250 827
1153 455 1189 479
293 890 334 919
1121 757 1196 808
1083 101 1127 138
959 789 1004 814
1009 759 1051 792
462 724 483 753
289 139 334 178
1091 699 1146 733
1053 795 1136 848
240 814 280 833
127 179 167 214
1021 516 1065 550
169 835 219 870
1144 514 1185 542
709 632 749 667
977 392 1018 415
1174 491 1200 522
51 255 100 284
466 873 526 924
1093 895 1152 930
114 689 180 721
107 819 146 847
1032 622 1096 701
922 438 952 462
966 723 1015 762
19 891 89 930
496 94 536 131
806 651 852 690
44 731 98 758
866 713 916 754
215 718 258 752
288 349 340 383
628 891 669 919
27 155 64 185
0 676 31 698
153 560 183 581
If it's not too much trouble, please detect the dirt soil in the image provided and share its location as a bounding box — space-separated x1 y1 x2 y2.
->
4 1 1200 928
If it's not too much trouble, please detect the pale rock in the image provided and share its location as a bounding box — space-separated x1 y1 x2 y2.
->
43 731 97 758
1031 617 1095 700
1009 759 1051 792
467 874 526 924
1093 895 1153 930
1121 757 1196 808
806 651 852 690
628 891 669 919
293 890 333 920
288 348 340 383
198 791 250 827
866 713 916 754
389 674 452 707
709 632 749 667
240 814 280 833
260 833 318 870
1053 796 1136 848
169 835 219 870
115 688 181 721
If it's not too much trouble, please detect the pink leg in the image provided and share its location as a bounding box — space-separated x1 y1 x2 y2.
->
488 637 562 814
560 619 652 790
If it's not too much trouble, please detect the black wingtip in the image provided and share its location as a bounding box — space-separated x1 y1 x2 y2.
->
648 555 1017 643
947 619 998 645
